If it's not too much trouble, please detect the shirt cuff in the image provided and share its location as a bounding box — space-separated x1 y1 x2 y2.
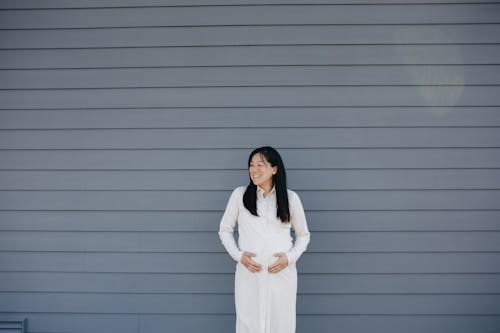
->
285 252 295 266
234 251 243 263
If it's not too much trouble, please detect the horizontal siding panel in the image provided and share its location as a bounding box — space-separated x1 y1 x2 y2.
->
300 273 500 294
0 272 238 294
145 314 500 333
5 313 499 333
2 231 500 252
0 4 499 29
1 293 499 314
1 169 500 190
299 294 500 315
27 313 190 333
0 211 224 232
1 149 499 169
3 0 500 9
1 211 500 232
3 66 500 89
1 86 498 109
1 45 499 69
2 66 500 89
0 189 499 210
1 128 500 149
2 25 500 49
297 315 500 333
1 252 499 273
1 313 138 333
2 107 500 129
2 272 500 294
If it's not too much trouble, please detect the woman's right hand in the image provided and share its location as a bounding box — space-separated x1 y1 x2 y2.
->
240 252 263 273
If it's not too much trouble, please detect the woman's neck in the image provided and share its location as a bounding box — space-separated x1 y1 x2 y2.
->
258 181 273 197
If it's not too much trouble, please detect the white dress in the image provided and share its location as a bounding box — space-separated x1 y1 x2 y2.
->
218 185 311 333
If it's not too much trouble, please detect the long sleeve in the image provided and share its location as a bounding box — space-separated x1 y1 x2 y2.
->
218 187 243 263
285 191 311 266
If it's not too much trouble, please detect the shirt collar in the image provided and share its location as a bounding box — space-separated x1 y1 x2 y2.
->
257 184 276 197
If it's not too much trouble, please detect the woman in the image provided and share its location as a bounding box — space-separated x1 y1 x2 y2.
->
218 146 311 333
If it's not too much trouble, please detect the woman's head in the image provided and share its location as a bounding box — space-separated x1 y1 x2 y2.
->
244 146 290 222
248 146 284 189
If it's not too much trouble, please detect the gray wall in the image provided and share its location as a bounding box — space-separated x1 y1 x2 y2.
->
1 1 500 332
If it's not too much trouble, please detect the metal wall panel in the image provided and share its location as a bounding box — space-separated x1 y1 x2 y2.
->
0 1 499 332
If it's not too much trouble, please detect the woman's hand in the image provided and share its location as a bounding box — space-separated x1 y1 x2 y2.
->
241 252 263 273
268 252 288 273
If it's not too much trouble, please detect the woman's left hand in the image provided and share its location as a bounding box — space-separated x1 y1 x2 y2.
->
268 252 288 273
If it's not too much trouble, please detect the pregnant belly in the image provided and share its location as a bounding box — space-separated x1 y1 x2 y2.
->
239 235 292 265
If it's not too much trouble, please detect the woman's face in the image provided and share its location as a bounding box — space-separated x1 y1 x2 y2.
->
249 153 277 187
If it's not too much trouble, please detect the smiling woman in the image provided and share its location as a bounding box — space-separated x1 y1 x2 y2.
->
218 146 311 333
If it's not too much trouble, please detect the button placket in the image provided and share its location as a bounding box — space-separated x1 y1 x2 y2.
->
264 197 269 230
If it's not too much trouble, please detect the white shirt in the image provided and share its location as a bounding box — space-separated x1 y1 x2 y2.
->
218 185 311 266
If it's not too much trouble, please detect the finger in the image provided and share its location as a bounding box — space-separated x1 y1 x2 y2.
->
270 266 281 273
248 258 260 264
250 263 261 271
275 263 285 271
244 258 259 268
269 261 280 270
250 264 261 272
253 265 262 271
249 259 262 268
268 263 278 270
246 264 257 273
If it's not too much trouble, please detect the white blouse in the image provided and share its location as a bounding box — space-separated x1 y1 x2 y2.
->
218 185 311 266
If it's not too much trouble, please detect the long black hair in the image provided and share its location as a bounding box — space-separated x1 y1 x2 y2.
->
243 146 290 223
